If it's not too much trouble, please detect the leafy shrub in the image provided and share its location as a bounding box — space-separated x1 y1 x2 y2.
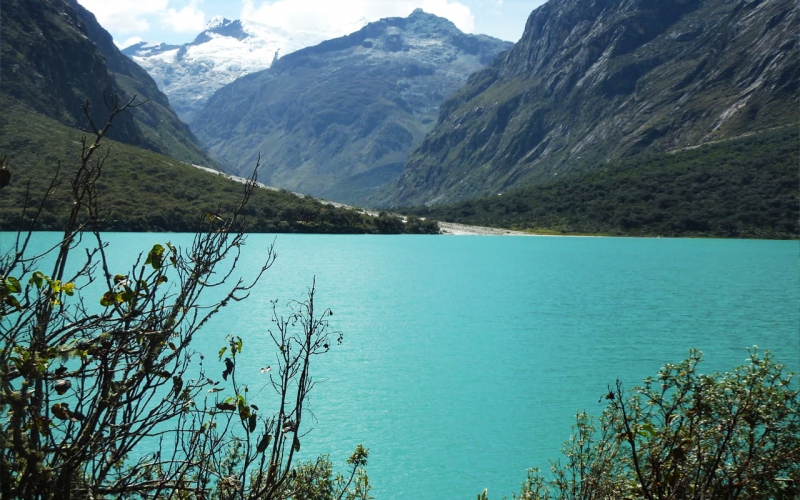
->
499 349 799 499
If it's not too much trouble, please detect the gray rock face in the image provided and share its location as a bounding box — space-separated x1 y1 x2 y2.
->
379 0 799 207
191 9 512 205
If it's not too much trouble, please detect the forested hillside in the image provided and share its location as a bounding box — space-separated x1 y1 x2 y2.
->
410 126 798 239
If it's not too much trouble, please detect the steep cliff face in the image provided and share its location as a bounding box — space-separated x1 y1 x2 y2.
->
380 0 798 207
191 10 512 205
69 1 213 166
0 0 213 166
1 0 141 143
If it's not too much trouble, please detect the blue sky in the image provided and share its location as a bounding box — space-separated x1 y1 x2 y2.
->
76 0 547 48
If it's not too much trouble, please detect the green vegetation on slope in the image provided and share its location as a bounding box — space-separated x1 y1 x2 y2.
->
409 126 798 239
0 96 438 234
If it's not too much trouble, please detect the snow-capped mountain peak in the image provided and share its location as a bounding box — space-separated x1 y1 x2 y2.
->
123 18 358 122
204 15 229 31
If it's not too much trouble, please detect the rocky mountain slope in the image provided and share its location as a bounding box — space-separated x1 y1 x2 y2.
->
379 0 799 207
191 10 512 205
0 0 213 166
123 17 357 122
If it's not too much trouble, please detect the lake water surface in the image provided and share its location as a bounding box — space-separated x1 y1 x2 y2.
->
3 233 798 498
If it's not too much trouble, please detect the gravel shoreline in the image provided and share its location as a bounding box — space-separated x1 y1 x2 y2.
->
438 222 531 236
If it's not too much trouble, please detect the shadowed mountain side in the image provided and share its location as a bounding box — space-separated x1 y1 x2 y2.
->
191 9 512 206
0 0 213 166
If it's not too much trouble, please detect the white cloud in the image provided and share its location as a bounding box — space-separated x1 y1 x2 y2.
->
77 0 169 35
241 0 474 36
420 0 474 32
78 0 490 45
162 1 208 33
119 36 144 49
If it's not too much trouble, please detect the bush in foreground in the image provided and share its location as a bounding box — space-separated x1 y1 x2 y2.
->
0 96 371 499
488 349 799 500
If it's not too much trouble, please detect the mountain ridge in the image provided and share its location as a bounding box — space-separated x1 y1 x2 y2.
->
191 10 512 206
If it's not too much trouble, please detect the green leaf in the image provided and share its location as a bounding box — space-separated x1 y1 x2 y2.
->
218 347 227 360
100 291 115 307
5 294 22 311
145 244 165 270
639 422 658 439
29 271 45 289
120 287 135 303
4 277 21 294
62 282 75 296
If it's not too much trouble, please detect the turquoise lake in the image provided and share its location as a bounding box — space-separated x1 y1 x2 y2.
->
2 233 798 498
